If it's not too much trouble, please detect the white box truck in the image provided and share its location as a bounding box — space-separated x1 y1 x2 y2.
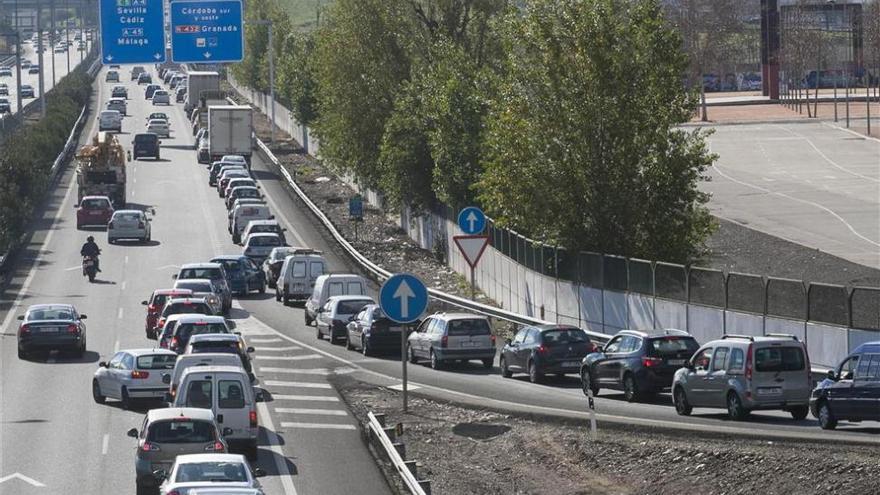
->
185 71 221 113
208 105 254 164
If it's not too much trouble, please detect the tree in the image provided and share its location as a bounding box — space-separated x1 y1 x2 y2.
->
479 0 716 262
233 0 272 91
277 31 319 126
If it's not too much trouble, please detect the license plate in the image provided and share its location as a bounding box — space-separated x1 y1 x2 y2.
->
562 361 580 367
758 387 782 396
667 359 686 366
89 211 102 215
37 326 60 333
461 341 477 347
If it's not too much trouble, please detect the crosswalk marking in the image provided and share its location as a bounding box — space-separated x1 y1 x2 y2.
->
252 346 302 352
255 354 322 361
258 367 330 375
275 408 348 416
272 395 339 402
264 380 332 389
280 422 357 431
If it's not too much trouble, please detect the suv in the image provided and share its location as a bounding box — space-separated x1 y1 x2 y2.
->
131 66 145 81
811 341 880 430
127 408 229 493
672 334 811 421
132 133 160 160
581 329 699 402
98 110 122 132
407 313 497 370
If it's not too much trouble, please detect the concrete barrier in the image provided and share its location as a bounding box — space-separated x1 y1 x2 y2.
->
655 299 687 330
765 317 806 342
806 323 849 369
627 293 654 330
846 328 880 352
603 290 628 331
579 286 604 331
687 305 724 344
725 311 764 336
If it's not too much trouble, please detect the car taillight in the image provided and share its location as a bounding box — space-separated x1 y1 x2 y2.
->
141 442 160 452
537 345 548 355
170 337 178 350
440 336 448 348
137 221 144 229
19 324 30 335
490 335 496 345
170 384 177 397
205 441 225 452
249 410 258 427
642 357 662 368
131 370 149 379
66 324 79 334
745 343 754 382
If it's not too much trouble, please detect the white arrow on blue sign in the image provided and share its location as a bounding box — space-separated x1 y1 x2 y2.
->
457 206 486 235
380 274 429 324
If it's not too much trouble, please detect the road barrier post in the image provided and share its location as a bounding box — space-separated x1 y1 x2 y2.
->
587 389 598 440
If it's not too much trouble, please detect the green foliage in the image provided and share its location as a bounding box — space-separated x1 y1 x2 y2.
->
479 0 716 262
233 0 272 91
277 31 319 126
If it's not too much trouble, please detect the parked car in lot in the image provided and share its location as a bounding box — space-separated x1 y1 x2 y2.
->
0 67 11 77
92 348 178 408
0 83 8 96
582 329 699 402
16 304 87 359
108 209 151 243
0 97 10 113
304 274 366 326
316 295 375 344
76 195 114 229
154 454 266 494
501 325 597 383
142 289 195 339
175 263 233 313
128 408 229 494
276 248 326 304
810 341 880 430
210 255 266 296
408 312 496 370
672 334 811 421
29 64 40 74
346 304 404 356
133 133 161 160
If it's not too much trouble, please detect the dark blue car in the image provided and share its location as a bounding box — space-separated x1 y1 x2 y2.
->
210 255 266 296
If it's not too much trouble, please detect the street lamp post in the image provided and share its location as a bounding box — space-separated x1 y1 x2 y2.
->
37 0 46 118
65 0 70 74
250 19 275 144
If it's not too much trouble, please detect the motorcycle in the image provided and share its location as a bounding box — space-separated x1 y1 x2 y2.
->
82 256 97 282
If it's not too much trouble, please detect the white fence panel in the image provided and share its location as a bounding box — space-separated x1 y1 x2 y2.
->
556 281 581 326
627 294 654 331
765 317 806 342
603 291 628 331
806 323 849 369
655 299 687 330
846 328 880 353
725 311 764 336
687 305 724 344
579 287 605 331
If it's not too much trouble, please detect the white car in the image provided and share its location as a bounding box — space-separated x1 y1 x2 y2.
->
221 155 247 168
106 97 127 116
157 454 266 495
92 348 177 408
108 209 152 243
242 233 283 261
98 110 122 132
146 118 170 137
152 90 171 105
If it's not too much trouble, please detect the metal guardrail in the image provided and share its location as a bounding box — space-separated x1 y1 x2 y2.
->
367 412 430 495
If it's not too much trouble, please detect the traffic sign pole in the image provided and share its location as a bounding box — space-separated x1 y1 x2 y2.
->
380 274 429 414
402 324 408 412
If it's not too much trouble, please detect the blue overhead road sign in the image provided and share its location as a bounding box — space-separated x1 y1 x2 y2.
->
380 274 429 324
99 0 166 64
170 0 243 63
457 206 486 235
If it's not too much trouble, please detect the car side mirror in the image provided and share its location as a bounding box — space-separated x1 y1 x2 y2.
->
222 427 234 436
227 320 237 330
99 361 108 368
827 370 837 381
126 428 138 438
161 373 171 384
253 467 267 478
246 346 255 353
152 469 167 482
269 214 274 219
79 314 87 320
141 300 149 305
256 390 265 402
683 361 694 371
16 315 24 321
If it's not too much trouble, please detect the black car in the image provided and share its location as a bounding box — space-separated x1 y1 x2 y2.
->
261 246 298 288
137 72 152 84
346 304 404 356
17 304 87 359
0 98 10 113
811 341 880 430
144 84 161 99
580 329 699 402
132 133 160 160
501 325 597 383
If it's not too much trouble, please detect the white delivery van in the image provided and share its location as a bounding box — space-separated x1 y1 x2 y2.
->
276 250 326 305
304 274 367 326
173 365 259 460
163 352 244 400
230 204 272 243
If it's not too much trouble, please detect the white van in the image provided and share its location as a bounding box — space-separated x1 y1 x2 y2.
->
304 274 367 326
98 110 122 132
173 365 259 460
163 352 243 399
276 250 326 305
230 204 272 243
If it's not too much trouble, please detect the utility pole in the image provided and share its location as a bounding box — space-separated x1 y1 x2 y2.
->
37 0 46 118
50 0 56 87
15 33 23 114
250 19 275 143
65 0 70 74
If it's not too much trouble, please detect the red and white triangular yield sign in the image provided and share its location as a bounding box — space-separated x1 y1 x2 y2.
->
453 235 490 268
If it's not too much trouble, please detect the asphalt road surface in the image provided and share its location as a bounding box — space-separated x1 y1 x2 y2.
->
2 68 880 495
705 122 880 269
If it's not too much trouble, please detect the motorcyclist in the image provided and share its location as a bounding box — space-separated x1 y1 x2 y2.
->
80 235 101 272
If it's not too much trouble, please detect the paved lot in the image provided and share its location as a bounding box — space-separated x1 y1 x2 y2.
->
704 121 880 269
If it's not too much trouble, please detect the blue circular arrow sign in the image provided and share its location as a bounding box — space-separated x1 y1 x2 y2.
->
457 206 486 235
380 273 429 324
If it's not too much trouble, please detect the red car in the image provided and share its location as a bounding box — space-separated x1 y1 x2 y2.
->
76 196 114 229
140 289 193 339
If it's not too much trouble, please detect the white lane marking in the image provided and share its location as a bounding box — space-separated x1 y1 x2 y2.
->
117 307 124 319
712 163 880 249
249 338 283 344
155 264 179 270
783 125 880 183
121 281 126 291
824 121 880 144
64 265 82 271
257 367 331 375
264 380 332 389
279 423 356 431
275 408 348 417
114 340 120 353
388 384 421 392
252 346 301 352
124 255 129 265
101 433 109 455
272 395 339 402
256 401 298 495
254 354 321 361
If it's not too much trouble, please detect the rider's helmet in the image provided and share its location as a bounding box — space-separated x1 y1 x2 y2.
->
87 236 94 242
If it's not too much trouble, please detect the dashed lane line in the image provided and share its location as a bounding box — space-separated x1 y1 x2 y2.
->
280 423 357 431
263 380 332 389
272 395 340 402
275 408 348 416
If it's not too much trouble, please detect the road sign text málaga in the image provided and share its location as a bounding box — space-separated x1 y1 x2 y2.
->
99 0 166 64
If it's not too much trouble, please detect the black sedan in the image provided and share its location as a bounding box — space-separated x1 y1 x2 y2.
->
17 304 87 359
346 304 404 356
500 325 596 383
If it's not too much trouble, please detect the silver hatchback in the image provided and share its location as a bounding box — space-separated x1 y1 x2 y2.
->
671 334 812 421
108 209 152 243
407 312 496 370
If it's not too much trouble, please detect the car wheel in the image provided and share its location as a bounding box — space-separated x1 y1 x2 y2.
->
500 357 512 378
726 392 748 421
92 379 106 404
528 360 543 384
345 337 354 351
482 358 494 370
407 345 418 364
17 347 27 360
818 401 837 430
120 387 131 410
673 387 692 416
259 282 266 294
430 349 443 370
581 369 599 397
304 313 312 326
275 289 281 302
135 482 152 495
789 405 809 421
623 374 639 402
316 325 323 340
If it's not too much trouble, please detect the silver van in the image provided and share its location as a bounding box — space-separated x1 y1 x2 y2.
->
304 274 367 326
276 250 326 305
230 205 272 244
407 312 496 370
164 352 244 400
671 334 811 421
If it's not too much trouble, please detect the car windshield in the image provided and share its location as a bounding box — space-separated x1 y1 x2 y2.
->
175 462 248 483
136 354 177 370
216 260 242 274
176 282 213 293
254 225 279 234
114 212 142 222
447 319 492 336
542 328 590 345
755 347 805 372
134 134 157 143
163 302 211 316
337 300 372 314
249 236 280 247
180 268 222 280
190 340 239 353
649 337 699 356
149 113 167 120
147 420 215 444
81 198 109 209
26 308 73 321
177 323 229 341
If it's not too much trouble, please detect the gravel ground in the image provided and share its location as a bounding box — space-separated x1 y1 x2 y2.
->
334 377 879 495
